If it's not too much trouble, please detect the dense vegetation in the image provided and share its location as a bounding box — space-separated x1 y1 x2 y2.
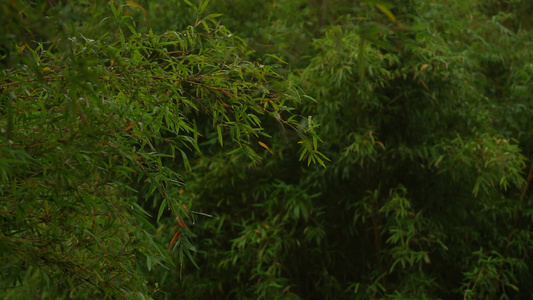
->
2 0 533 299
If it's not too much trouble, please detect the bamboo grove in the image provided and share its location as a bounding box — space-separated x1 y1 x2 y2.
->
2 0 533 299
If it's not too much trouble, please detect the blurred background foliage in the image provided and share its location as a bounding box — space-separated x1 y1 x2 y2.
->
2 0 533 299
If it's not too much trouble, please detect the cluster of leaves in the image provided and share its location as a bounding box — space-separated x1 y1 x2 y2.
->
152 0 533 299
0 0 321 298
3 0 533 299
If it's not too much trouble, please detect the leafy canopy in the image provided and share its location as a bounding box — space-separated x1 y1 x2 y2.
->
0 0 321 298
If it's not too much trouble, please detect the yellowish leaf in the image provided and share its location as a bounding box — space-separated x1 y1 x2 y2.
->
176 216 188 229
125 1 146 20
420 79 429 91
375 4 402 28
17 44 27 55
258 141 273 154
124 121 137 132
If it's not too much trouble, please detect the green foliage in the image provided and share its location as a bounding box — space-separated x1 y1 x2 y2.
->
3 0 533 299
0 1 320 298
154 0 533 299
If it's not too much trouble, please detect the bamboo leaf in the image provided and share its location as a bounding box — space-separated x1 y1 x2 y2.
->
217 124 223 147
258 141 273 154
375 3 397 24
126 0 147 20
157 198 167 223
